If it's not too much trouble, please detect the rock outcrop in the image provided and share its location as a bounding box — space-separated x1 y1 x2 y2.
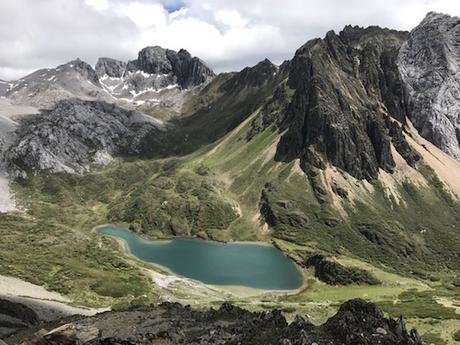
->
3 99 164 177
306 254 381 285
0 298 39 338
398 12 460 161
20 300 423 345
275 27 410 180
95 58 127 78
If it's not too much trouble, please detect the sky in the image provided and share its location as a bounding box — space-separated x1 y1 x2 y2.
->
0 0 459 80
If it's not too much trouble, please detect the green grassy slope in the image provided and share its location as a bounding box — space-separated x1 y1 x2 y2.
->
2 87 460 343
1 27 460 343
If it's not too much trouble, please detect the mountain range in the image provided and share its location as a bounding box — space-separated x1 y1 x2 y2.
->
1 11 460 345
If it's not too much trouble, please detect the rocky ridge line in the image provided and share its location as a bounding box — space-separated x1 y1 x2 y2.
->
20 299 423 345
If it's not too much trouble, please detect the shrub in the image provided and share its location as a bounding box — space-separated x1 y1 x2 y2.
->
453 330 460 342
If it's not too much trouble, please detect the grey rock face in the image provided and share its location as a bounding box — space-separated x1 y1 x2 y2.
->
170 48 216 88
126 46 215 89
127 46 173 75
399 12 460 160
71 58 101 86
95 57 127 78
3 99 164 177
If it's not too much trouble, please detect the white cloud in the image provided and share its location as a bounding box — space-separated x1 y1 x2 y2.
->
85 0 110 11
0 0 459 80
215 9 249 29
116 2 167 29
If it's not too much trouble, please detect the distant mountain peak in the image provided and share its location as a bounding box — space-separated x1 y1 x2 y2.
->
63 58 100 86
422 11 457 22
92 45 215 102
95 57 126 78
126 45 215 88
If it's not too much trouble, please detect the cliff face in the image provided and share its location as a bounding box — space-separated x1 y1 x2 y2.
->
398 12 460 161
95 58 127 78
21 300 423 345
275 27 410 180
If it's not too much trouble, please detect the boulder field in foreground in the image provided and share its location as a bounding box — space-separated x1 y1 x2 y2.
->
19 299 422 345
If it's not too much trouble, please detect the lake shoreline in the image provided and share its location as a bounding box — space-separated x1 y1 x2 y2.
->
92 223 275 247
94 224 306 296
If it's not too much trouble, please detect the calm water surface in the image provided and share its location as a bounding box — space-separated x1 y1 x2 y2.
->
97 226 303 290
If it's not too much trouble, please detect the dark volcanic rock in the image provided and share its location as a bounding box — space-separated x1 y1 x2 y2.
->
323 299 421 345
95 58 127 78
275 27 410 180
20 300 423 345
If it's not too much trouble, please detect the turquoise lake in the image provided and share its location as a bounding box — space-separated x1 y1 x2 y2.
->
97 226 303 290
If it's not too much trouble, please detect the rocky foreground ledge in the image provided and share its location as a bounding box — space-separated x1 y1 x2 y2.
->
16 299 422 345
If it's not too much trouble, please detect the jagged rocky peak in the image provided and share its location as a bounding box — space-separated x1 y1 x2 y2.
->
64 58 101 86
128 46 173 74
275 26 413 180
339 24 408 48
237 58 279 86
126 45 215 88
95 57 127 78
398 12 460 161
221 58 280 93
